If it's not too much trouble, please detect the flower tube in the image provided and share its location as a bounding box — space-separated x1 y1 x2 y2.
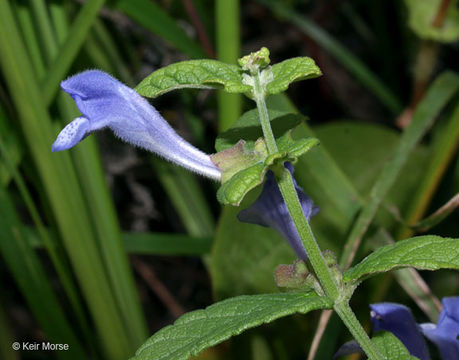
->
52 70 221 181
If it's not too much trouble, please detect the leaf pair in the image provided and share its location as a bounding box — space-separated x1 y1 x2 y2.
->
135 57 321 98
132 235 459 360
212 109 319 205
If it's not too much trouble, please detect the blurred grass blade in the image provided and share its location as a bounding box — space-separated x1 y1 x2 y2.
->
411 193 459 232
257 0 403 114
13 1 46 77
92 19 134 85
26 226 213 256
0 186 86 359
115 0 207 59
0 107 22 186
0 126 95 349
216 0 241 131
340 71 459 269
394 268 442 321
28 0 58 63
49 3 148 348
0 2 135 358
43 0 105 105
152 158 215 237
121 232 212 255
397 103 459 238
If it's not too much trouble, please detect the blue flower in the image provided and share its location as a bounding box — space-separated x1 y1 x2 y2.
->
237 163 319 260
420 297 459 360
52 70 221 181
370 297 459 360
370 303 431 360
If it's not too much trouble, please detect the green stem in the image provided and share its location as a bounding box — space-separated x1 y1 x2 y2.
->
334 302 384 360
254 85 384 360
253 72 278 153
277 169 338 299
253 76 382 359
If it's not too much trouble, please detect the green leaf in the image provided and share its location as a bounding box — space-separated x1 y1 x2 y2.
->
211 121 427 298
211 139 268 183
276 135 319 158
266 57 322 95
405 0 459 43
343 235 459 283
215 109 304 151
213 109 319 205
131 292 332 360
215 136 319 206
115 0 207 59
135 60 250 98
339 71 459 269
372 331 418 360
216 162 266 206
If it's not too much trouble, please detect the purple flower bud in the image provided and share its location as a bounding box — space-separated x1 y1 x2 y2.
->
52 70 221 181
420 297 459 360
370 303 431 360
237 163 319 260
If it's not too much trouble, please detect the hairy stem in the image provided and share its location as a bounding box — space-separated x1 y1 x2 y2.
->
252 76 383 359
334 302 384 360
277 169 338 299
253 72 278 154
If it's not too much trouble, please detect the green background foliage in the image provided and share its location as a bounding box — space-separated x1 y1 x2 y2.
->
0 0 458 359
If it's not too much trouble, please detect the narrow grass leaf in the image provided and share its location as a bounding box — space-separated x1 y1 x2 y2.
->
0 2 134 358
83 20 216 243
115 0 206 59
43 0 105 105
26 227 212 256
0 187 86 359
411 194 459 232
151 159 215 238
0 130 95 345
0 107 22 186
216 0 242 131
397 103 459 239
340 71 459 269
50 5 148 348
